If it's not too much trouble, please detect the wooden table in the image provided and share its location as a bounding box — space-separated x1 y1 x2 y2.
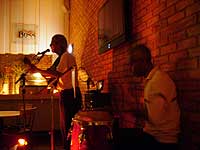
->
0 111 20 132
0 111 20 117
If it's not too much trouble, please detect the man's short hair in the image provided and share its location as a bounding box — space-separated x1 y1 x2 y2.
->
132 44 152 62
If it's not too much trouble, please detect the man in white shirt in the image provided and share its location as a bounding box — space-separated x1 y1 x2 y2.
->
29 34 82 150
129 44 181 150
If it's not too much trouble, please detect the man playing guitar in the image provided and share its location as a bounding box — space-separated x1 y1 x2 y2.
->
26 34 82 150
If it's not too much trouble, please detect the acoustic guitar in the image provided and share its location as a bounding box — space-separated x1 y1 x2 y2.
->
24 56 74 88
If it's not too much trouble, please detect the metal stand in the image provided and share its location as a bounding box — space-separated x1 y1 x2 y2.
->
47 79 58 150
15 73 27 132
49 87 55 150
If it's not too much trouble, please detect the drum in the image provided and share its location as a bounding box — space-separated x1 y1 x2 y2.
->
70 111 113 150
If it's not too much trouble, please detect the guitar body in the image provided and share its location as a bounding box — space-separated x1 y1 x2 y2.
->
24 56 73 89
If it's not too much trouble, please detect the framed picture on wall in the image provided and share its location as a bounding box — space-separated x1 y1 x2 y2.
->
98 0 132 53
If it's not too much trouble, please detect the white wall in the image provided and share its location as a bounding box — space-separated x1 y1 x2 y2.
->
0 0 68 54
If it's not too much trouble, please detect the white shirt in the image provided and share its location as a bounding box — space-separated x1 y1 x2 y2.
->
143 66 181 143
56 51 77 91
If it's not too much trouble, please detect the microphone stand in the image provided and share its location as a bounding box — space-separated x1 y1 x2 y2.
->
15 73 27 132
47 80 57 150
50 91 55 150
15 53 46 133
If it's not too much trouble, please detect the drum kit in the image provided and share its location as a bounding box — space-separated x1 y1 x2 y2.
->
70 68 114 150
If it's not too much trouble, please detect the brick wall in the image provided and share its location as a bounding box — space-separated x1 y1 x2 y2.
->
68 0 200 149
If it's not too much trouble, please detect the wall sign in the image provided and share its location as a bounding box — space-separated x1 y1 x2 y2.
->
12 23 38 44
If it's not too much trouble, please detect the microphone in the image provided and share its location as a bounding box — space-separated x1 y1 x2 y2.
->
37 49 50 55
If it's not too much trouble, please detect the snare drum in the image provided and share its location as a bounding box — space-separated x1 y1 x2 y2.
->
70 111 113 150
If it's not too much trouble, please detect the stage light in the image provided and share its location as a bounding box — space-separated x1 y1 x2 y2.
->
18 138 28 146
32 72 47 83
32 72 43 78
53 89 59 93
96 80 104 92
68 43 73 54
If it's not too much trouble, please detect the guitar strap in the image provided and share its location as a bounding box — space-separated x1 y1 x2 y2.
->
71 67 76 98
47 56 61 71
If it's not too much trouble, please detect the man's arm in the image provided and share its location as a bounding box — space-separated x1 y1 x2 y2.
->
24 56 62 78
